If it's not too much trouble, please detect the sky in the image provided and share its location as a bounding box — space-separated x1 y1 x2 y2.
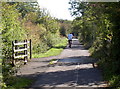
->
37 0 74 20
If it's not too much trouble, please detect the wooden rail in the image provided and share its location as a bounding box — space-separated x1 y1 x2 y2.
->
12 39 32 66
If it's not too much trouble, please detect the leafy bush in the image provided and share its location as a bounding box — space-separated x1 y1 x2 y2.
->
1 3 26 88
2 3 26 60
32 41 49 54
33 37 67 58
109 75 120 88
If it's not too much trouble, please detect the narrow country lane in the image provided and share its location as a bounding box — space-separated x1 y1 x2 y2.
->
17 39 108 89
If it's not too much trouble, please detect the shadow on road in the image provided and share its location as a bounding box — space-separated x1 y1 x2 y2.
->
21 67 104 88
17 39 108 88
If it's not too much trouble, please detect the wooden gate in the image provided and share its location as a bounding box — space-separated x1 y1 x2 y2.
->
12 39 32 66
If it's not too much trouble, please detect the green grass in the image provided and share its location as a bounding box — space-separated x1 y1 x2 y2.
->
32 48 63 58
32 38 67 58
3 77 33 89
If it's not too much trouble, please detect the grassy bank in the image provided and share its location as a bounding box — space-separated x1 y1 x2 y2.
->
32 38 67 58
2 77 33 89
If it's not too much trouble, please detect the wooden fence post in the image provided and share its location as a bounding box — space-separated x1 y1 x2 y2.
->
12 40 17 66
24 40 27 64
30 39 32 59
15 40 18 58
12 41 15 66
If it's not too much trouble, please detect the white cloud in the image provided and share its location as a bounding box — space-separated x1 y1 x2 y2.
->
37 0 74 20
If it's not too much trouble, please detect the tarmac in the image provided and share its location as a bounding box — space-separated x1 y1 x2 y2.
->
17 39 108 89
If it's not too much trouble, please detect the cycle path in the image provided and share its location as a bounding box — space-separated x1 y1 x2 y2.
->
17 39 108 88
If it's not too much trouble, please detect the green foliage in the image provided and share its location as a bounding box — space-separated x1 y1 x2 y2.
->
1 3 27 86
58 19 72 36
109 75 120 88
97 59 120 89
60 26 66 36
69 1 120 88
2 3 26 60
33 37 67 58
8 2 40 18
43 32 61 47
2 3 26 40
33 41 49 54
2 76 33 89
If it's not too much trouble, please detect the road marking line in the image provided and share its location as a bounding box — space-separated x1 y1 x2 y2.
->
74 63 80 88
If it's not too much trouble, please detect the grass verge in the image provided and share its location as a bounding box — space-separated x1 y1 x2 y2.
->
32 38 67 58
3 77 33 89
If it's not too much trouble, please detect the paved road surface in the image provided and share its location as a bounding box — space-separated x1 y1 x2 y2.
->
17 39 107 89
